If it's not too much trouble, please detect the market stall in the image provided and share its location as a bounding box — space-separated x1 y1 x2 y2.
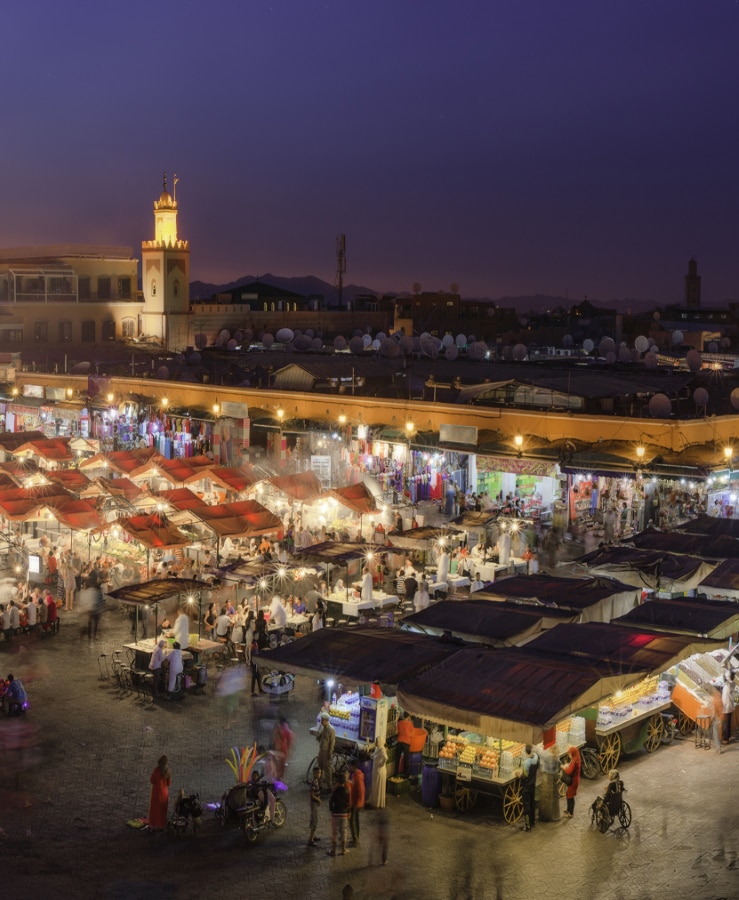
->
579 545 719 595
526 621 724 768
400 599 577 647
613 595 739 641
397 646 644 821
108 576 214 645
476 573 639 623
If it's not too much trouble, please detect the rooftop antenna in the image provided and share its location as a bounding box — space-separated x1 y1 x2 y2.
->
173 173 179 203
335 234 346 309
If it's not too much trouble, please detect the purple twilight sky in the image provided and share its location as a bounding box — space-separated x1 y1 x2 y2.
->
2 0 738 305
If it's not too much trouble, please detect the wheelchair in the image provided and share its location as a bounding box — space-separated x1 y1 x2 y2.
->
590 783 631 833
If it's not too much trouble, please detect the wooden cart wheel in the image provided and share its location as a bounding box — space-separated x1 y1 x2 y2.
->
503 779 524 825
644 713 664 753
454 785 479 813
597 732 622 772
678 711 695 735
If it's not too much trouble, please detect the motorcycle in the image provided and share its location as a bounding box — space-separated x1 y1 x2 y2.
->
215 777 287 843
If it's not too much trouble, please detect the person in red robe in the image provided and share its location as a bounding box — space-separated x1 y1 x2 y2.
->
148 755 171 831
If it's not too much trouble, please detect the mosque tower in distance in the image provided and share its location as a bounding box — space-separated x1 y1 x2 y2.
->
140 173 190 350
684 257 701 308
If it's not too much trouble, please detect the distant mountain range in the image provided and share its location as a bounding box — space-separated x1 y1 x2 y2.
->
189 273 657 314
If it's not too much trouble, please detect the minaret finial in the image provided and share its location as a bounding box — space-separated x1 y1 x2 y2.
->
163 171 167 193
173 173 179 203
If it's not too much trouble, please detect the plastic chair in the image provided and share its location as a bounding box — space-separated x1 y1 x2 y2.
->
97 653 110 681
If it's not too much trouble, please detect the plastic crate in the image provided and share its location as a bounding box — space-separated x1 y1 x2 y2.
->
438 756 458 773
471 765 496 782
387 776 410 796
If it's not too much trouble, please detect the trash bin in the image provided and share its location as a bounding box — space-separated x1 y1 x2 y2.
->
421 763 440 808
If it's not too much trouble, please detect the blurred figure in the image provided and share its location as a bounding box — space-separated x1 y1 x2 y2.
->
148 755 171 833
374 807 389 866
216 666 247 730
271 715 294 779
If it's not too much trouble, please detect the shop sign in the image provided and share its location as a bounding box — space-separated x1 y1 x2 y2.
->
220 400 249 418
439 423 478 449
311 455 331 483
22 384 44 399
478 455 558 478
28 555 41 575
456 765 472 782
46 387 68 400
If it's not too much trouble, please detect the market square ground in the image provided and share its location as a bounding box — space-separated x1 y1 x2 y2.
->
0 601 737 900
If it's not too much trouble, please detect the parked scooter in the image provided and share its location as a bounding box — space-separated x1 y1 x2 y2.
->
215 772 287 843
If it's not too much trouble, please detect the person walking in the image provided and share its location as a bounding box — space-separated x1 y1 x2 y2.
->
317 711 336 793
561 745 581 818
307 765 322 847
348 758 365 848
148 755 171 832
520 744 539 831
721 671 736 744
327 772 351 857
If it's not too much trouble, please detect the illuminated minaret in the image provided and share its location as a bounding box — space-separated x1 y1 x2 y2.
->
684 257 701 308
141 173 190 349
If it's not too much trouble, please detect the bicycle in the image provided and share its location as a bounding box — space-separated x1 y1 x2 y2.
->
305 750 350 787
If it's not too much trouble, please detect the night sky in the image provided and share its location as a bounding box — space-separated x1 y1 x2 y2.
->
2 1 738 305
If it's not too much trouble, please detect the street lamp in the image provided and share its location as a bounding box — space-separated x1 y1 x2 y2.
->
636 444 645 461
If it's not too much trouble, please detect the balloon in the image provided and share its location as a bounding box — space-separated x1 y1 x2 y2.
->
648 393 672 417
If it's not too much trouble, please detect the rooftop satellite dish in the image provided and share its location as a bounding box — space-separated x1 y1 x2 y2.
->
352 328 363 338
71 361 91 374
189 352 201 365
672 330 684 345
468 341 487 361
381 338 400 358
372 339 381 351
686 349 701 372
446 345 458 361
707 341 718 353
305 328 314 338
234 330 243 342
362 334 372 348
512 343 527 361
635 335 649 353
194 333 207 350
311 337 323 351
333 335 347 350
455 333 467 348
644 352 658 369
442 334 454 348
262 333 274 349
420 332 430 341
562 335 573 347
294 335 312 351
599 337 615 355
219 329 230 341
583 339 594 353
693 387 709 406
227 339 237 351
376 332 386 342
721 337 731 349
276 328 294 344
467 334 477 344
618 347 631 363
605 351 616 364
400 335 414 354
731 388 739 410
648 393 671 417
420 337 436 357
157 365 170 380
349 336 365 354
630 347 641 363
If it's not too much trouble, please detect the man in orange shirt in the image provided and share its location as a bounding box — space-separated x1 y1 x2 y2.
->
395 712 413 777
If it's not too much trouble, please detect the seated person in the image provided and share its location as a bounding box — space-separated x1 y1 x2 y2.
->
333 578 345 594
4 673 27 715
603 769 624 815
246 768 276 821
292 597 306 615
